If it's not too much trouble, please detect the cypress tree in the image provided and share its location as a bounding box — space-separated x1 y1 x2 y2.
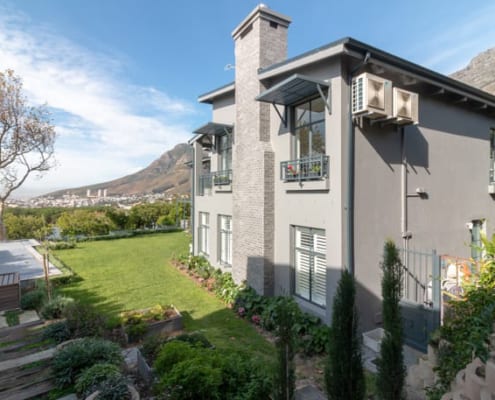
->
376 240 406 400
273 298 297 400
325 269 365 400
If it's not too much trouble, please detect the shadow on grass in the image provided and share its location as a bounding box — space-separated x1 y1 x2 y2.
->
57 282 124 318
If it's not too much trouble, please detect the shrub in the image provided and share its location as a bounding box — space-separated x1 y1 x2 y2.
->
172 332 212 348
52 338 123 387
94 374 130 400
213 272 243 304
74 363 121 397
154 341 196 376
63 301 107 338
42 321 71 343
325 270 365 400
48 241 76 250
141 334 169 365
159 357 223 399
426 235 495 399
155 346 272 400
40 295 74 319
376 240 406 400
20 289 45 310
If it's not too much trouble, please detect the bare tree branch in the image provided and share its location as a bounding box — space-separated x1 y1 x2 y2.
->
0 69 56 239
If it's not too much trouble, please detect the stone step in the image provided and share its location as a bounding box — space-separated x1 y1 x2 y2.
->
0 348 55 373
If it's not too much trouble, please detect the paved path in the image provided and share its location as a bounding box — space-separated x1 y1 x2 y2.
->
0 239 61 280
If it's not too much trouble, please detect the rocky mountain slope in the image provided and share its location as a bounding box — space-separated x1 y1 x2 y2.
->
450 47 495 95
48 143 191 197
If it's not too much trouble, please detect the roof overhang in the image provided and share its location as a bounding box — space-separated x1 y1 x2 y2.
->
193 122 233 136
256 74 329 105
198 82 235 104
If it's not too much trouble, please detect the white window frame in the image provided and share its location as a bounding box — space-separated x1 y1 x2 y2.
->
198 212 209 256
218 215 232 266
293 226 326 307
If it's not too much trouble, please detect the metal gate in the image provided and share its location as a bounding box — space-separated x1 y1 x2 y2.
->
399 249 441 352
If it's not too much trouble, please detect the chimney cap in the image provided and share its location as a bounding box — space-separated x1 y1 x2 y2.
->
232 4 291 40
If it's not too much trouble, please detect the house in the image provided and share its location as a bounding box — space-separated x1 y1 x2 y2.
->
189 5 495 349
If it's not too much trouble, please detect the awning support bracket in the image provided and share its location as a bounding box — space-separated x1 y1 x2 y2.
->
272 102 287 127
317 82 332 115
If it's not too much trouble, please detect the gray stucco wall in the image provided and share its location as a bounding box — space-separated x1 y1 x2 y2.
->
354 88 495 331
193 93 235 270
270 60 345 324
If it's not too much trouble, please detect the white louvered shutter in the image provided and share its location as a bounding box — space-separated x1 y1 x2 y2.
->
312 231 327 307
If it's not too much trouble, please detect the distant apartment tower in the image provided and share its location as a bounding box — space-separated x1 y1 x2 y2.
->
86 189 91 197
103 189 108 198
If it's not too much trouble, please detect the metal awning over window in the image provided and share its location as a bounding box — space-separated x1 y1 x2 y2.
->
256 74 330 106
256 74 331 126
193 122 233 136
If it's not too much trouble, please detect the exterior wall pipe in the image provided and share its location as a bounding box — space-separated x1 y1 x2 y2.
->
190 145 195 255
401 126 408 259
345 51 370 275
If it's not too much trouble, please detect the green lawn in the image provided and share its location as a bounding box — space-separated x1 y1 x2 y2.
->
52 232 275 361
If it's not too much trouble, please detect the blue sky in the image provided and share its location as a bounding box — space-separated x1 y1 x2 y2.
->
1 0 494 197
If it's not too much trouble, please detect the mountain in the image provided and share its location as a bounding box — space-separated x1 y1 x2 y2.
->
450 47 495 95
47 143 191 198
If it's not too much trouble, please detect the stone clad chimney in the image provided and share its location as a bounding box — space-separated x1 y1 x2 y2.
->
231 5 291 295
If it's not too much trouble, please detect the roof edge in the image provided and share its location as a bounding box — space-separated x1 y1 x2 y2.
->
198 82 235 104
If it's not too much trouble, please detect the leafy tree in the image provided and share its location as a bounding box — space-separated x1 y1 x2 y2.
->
57 210 115 237
0 69 56 239
4 213 50 239
376 240 405 400
325 269 365 400
105 208 129 230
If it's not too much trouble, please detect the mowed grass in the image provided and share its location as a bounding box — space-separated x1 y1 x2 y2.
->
53 232 275 361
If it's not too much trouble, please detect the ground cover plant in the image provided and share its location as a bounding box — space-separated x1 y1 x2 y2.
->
52 232 275 360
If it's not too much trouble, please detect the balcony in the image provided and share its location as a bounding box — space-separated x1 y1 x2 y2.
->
198 174 212 196
280 155 329 191
213 169 232 187
281 154 329 181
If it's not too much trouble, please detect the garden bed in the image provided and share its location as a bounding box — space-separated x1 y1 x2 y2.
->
121 305 182 343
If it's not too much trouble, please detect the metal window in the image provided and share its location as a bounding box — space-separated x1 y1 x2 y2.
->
219 215 232 266
198 212 209 256
218 134 232 171
294 97 326 159
293 226 326 307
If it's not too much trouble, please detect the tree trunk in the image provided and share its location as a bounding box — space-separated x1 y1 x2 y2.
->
0 201 6 241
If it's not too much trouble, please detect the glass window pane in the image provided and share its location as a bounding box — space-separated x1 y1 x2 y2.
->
296 126 310 158
295 102 310 127
310 97 325 122
311 122 325 155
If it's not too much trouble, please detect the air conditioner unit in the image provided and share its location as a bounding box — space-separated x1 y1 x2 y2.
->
488 184 495 194
352 73 392 118
393 87 419 124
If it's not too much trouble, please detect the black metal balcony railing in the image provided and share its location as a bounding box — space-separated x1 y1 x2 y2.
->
213 169 233 186
280 154 329 182
198 174 212 196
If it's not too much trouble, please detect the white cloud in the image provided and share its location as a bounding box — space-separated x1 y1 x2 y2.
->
413 3 495 74
0 6 197 196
